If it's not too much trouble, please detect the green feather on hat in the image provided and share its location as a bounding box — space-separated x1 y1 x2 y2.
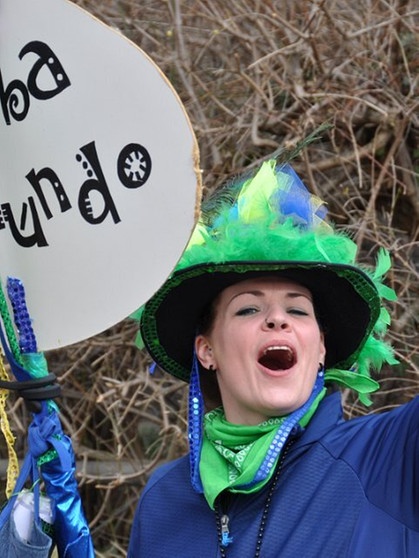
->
134 158 397 406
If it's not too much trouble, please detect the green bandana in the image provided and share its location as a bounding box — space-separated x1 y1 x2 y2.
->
199 389 326 509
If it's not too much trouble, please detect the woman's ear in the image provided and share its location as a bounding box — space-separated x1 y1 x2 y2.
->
195 334 216 370
319 332 326 367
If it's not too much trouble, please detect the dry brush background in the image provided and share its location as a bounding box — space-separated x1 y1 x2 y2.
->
1 1 418 555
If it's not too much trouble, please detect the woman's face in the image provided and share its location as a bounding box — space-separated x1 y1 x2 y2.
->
195 276 326 425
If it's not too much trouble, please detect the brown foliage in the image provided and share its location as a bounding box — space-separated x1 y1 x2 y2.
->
1 1 418 555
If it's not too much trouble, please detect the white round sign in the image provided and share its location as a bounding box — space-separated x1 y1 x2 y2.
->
0 0 201 350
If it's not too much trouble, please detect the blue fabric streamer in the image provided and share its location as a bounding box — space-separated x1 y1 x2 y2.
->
0 279 95 557
29 414 72 472
0 412 95 557
41 434 95 557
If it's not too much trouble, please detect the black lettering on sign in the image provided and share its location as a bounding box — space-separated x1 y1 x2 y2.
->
19 41 71 101
1 140 152 248
117 144 152 188
26 167 72 219
0 41 71 126
0 198 48 247
77 142 121 225
0 71 30 124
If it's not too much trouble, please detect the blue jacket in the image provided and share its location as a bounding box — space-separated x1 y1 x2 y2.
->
128 393 419 557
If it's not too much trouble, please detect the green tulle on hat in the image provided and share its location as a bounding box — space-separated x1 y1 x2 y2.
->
134 159 398 406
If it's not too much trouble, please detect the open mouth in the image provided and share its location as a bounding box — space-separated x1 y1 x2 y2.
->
258 346 296 371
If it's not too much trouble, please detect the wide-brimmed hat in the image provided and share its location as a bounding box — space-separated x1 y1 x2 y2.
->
135 160 396 402
140 260 380 381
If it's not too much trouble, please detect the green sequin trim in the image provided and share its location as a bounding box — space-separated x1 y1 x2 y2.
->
141 261 380 382
37 448 59 466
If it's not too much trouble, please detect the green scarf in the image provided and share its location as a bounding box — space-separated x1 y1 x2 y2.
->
199 389 326 509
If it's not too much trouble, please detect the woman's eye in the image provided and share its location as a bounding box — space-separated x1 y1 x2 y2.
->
288 308 309 316
236 306 258 316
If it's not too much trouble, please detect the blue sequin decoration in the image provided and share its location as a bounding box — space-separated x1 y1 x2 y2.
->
254 370 324 483
188 352 204 493
6 277 37 354
238 369 325 488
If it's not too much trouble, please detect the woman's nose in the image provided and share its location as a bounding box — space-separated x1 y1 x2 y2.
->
263 314 290 330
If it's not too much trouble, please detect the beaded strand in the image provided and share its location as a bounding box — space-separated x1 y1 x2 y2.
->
215 439 295 557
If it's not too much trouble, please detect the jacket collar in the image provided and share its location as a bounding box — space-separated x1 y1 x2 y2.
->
294 392 343 447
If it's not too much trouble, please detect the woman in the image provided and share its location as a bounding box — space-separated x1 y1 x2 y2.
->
128 161 418 557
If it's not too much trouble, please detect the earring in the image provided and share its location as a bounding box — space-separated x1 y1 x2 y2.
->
209 364 215 372
318 362 324 372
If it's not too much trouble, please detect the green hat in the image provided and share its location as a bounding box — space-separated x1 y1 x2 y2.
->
135 160 397 405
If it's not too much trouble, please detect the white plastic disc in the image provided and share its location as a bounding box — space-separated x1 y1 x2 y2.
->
0 0 200 349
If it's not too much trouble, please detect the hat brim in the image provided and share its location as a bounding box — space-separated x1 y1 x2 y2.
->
140 261 380 382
